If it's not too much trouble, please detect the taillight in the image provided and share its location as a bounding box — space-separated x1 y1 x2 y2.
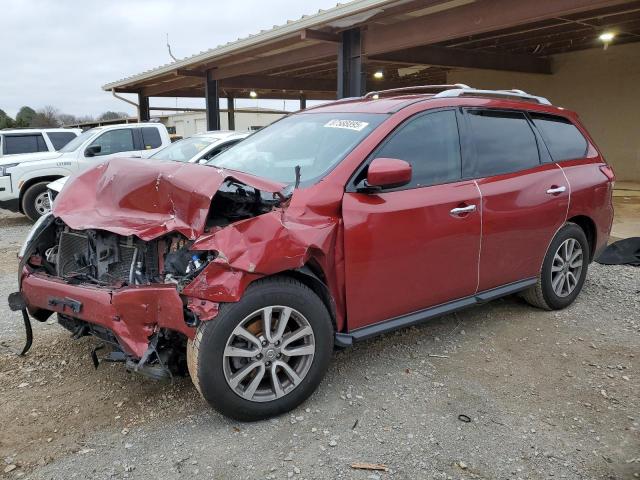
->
600 165 615 183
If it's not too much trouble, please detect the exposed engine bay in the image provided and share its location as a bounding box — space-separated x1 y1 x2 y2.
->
33 179 283 289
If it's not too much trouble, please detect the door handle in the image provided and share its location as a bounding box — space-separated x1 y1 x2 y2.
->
450 204 476 216
546 186 566 195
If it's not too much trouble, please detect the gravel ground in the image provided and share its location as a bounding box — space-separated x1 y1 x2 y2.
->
0 209 638 480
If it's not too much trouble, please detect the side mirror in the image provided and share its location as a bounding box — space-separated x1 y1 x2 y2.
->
364 158 412 191
84 145 101 157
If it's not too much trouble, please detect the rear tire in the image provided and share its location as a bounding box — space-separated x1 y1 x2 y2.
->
188 276 333 421
522 222 589 310
22 181 51 221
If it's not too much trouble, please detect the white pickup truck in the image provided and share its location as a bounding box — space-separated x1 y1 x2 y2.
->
0 122 171 220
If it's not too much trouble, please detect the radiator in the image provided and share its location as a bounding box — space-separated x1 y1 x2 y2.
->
56 231 139 283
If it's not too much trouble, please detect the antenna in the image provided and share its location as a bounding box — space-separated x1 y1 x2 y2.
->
166 33 178 62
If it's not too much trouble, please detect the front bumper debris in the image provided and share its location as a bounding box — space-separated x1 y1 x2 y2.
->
7 292 32 356
19 270 194 357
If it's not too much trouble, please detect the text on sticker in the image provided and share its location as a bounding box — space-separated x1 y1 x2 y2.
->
324 119 369 131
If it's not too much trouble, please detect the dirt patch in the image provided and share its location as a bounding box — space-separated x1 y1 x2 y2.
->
0 331 201 471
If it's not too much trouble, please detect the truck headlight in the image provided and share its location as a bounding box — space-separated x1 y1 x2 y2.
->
0 163 19 176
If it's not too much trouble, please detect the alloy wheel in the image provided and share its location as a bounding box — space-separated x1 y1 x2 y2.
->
551 238 583 297
222 306 315 402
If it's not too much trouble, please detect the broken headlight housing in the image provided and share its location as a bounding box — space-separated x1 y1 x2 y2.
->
18 212 53 260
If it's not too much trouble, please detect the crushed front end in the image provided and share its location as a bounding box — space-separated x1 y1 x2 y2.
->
14 216 215 378
10 157 289 379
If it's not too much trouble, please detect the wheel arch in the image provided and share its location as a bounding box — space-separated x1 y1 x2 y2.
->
18 175 64 213
279 263 339 332
567 215 597 262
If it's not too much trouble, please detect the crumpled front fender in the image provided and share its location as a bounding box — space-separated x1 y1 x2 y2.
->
182 208 345 330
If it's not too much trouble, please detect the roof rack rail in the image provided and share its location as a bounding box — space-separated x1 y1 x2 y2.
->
363 84 471 99
434 87 551 105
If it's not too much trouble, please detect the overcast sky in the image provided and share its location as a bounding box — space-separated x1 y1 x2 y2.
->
0 0 340 118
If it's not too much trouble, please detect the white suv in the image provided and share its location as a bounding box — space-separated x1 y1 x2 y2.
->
0 128 81 157
0 123 171 220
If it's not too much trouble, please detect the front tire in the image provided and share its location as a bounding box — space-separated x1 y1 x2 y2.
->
522 222 589 310
188 276 334 421
22 181 51 221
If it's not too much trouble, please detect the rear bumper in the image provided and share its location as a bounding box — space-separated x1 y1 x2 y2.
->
20 270 195 357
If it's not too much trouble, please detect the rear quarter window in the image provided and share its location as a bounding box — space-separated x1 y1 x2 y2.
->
47 131 77 150
141 127 162 149
530 113 588 161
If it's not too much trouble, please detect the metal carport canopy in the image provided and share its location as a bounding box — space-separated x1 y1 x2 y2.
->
102 0 638 126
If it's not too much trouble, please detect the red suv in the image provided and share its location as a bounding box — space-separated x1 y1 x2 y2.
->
11 85 614 420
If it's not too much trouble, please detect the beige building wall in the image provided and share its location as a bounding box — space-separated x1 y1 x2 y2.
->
163 110 286 138
448 42 640 181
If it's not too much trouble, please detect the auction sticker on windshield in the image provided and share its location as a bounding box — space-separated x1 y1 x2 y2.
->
324 119 369 131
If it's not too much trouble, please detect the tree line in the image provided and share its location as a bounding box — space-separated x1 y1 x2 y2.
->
0 106 129 129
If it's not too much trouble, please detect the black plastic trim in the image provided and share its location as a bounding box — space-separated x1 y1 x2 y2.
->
337 277 537 344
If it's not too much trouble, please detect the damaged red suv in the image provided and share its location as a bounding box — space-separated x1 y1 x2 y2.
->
11 85 614 420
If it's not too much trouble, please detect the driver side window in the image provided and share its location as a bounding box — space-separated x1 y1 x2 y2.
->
89 129 135 156
373 109 462 189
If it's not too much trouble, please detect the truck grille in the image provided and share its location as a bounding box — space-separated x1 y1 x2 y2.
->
57 232 90 278
56 231 156 284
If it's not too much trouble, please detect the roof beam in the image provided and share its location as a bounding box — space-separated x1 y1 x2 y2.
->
369 45 552 74
153 88 334 100
301 29 340 43
175 69 206 77
219 75 335 91
210 43 337 80
140 73 336 97
142 76 203 96
365 0 631 55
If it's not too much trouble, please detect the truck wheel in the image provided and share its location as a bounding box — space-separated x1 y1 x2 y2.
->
187 276 334 421
22 182 51 221
522 222 589 310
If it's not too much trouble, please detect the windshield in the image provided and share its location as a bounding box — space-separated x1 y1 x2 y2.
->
152 136 218 162
208 113 386 184
59 128 97 153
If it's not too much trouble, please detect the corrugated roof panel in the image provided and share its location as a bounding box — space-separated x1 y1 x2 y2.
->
103 0 402 91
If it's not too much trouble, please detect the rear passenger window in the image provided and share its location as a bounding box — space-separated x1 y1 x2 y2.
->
374 110 461 188
141 127 162 149
530 113 587 161
465 110 540 178
3 134 48 155
47 132 77 150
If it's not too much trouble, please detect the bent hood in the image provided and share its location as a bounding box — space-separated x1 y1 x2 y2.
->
52 157 285 241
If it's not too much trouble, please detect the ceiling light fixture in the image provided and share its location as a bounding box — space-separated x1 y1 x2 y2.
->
599 31 616 50
373 70 384 79
599 31 615 42
249 90 258 98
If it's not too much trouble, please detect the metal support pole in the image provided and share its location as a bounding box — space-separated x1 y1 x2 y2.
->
337 28 365 98
205 74 220 131
137 93 150 122
227 96 235 130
